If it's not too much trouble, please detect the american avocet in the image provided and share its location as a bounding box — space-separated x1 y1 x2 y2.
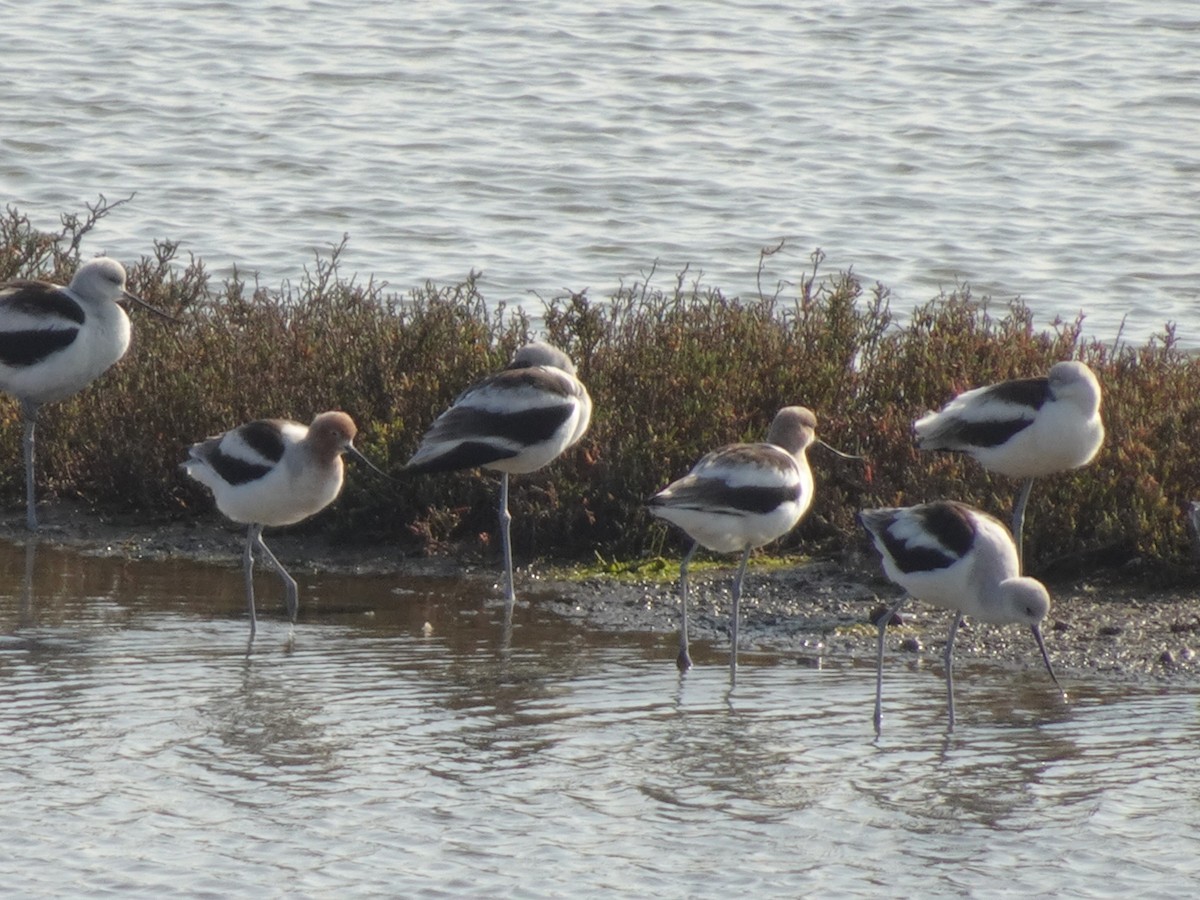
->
859 500 1065 734
648 406 821 676
0 257 172 529
403 342 592 606
914 361 1104 567
182 411 382 640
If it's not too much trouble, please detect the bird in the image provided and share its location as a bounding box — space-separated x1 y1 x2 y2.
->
648 406 821 677
403 342 592 607
0 257 173 530
859 500 1066 734
913 360 1104 568
182 411 383 640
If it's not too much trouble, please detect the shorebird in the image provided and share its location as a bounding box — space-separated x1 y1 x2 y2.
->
0 257 172 529
913 360 1104 567
403 342 592 606
648 406 823 677
859 500 1065 734
183 411 383 640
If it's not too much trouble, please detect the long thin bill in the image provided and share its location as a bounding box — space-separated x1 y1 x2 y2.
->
816 438 864 460
124 288 180 322
1031 625 1067 700
348 444 390 478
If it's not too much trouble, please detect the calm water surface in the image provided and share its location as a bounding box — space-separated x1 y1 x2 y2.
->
2 538 1198 897
3 0 1199 344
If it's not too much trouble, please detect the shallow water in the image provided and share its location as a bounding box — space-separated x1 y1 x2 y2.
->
2 538 1198 897
4 0 1199 345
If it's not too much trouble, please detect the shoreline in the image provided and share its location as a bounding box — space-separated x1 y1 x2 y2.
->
3 502 1199 683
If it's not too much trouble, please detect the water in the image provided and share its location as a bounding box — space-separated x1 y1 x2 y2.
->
3 0 1199 345
2 538 1199 897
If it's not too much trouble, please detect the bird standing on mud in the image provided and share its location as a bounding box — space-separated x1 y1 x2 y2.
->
648 406 822 678
403 341 592 609
860 500 1066 734
183 411 384 641
913 361 1104 567
0 257 173 530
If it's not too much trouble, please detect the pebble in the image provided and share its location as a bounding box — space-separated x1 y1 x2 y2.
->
869 603 904 627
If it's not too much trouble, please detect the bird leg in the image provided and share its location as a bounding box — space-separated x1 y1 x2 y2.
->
20 400 39 531
498 472 516 606
944 614 961 732
873 596 907 735
243 525 259 640
20 536 37 626
253 526 299 624
729 546 752 681
1011 477 1035 570
677 540 699 671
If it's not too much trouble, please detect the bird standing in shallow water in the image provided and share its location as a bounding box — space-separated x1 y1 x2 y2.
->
859 500 1065 734
648 406 822 678
183 411 382 640
0 257 172 529
403 342 592 609
913 360 1104 568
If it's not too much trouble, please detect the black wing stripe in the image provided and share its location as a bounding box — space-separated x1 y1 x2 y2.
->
1 284 88 325
0 328 80 367
881 537 958 573
878 502 977 574
651 483 801 516
428 404 574 448
237 420 287 464
987 376 1051 408
942 416 1034 449
405 441 520 475
207 450 274 486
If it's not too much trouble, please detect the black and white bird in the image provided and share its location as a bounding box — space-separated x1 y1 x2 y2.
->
649 406 820 676
0 257 171 529
403 342 592 606
914 361 1104 567
183 411 383 640
860 501 1065 734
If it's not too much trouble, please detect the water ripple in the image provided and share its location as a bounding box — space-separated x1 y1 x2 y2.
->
2 1 1197 342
